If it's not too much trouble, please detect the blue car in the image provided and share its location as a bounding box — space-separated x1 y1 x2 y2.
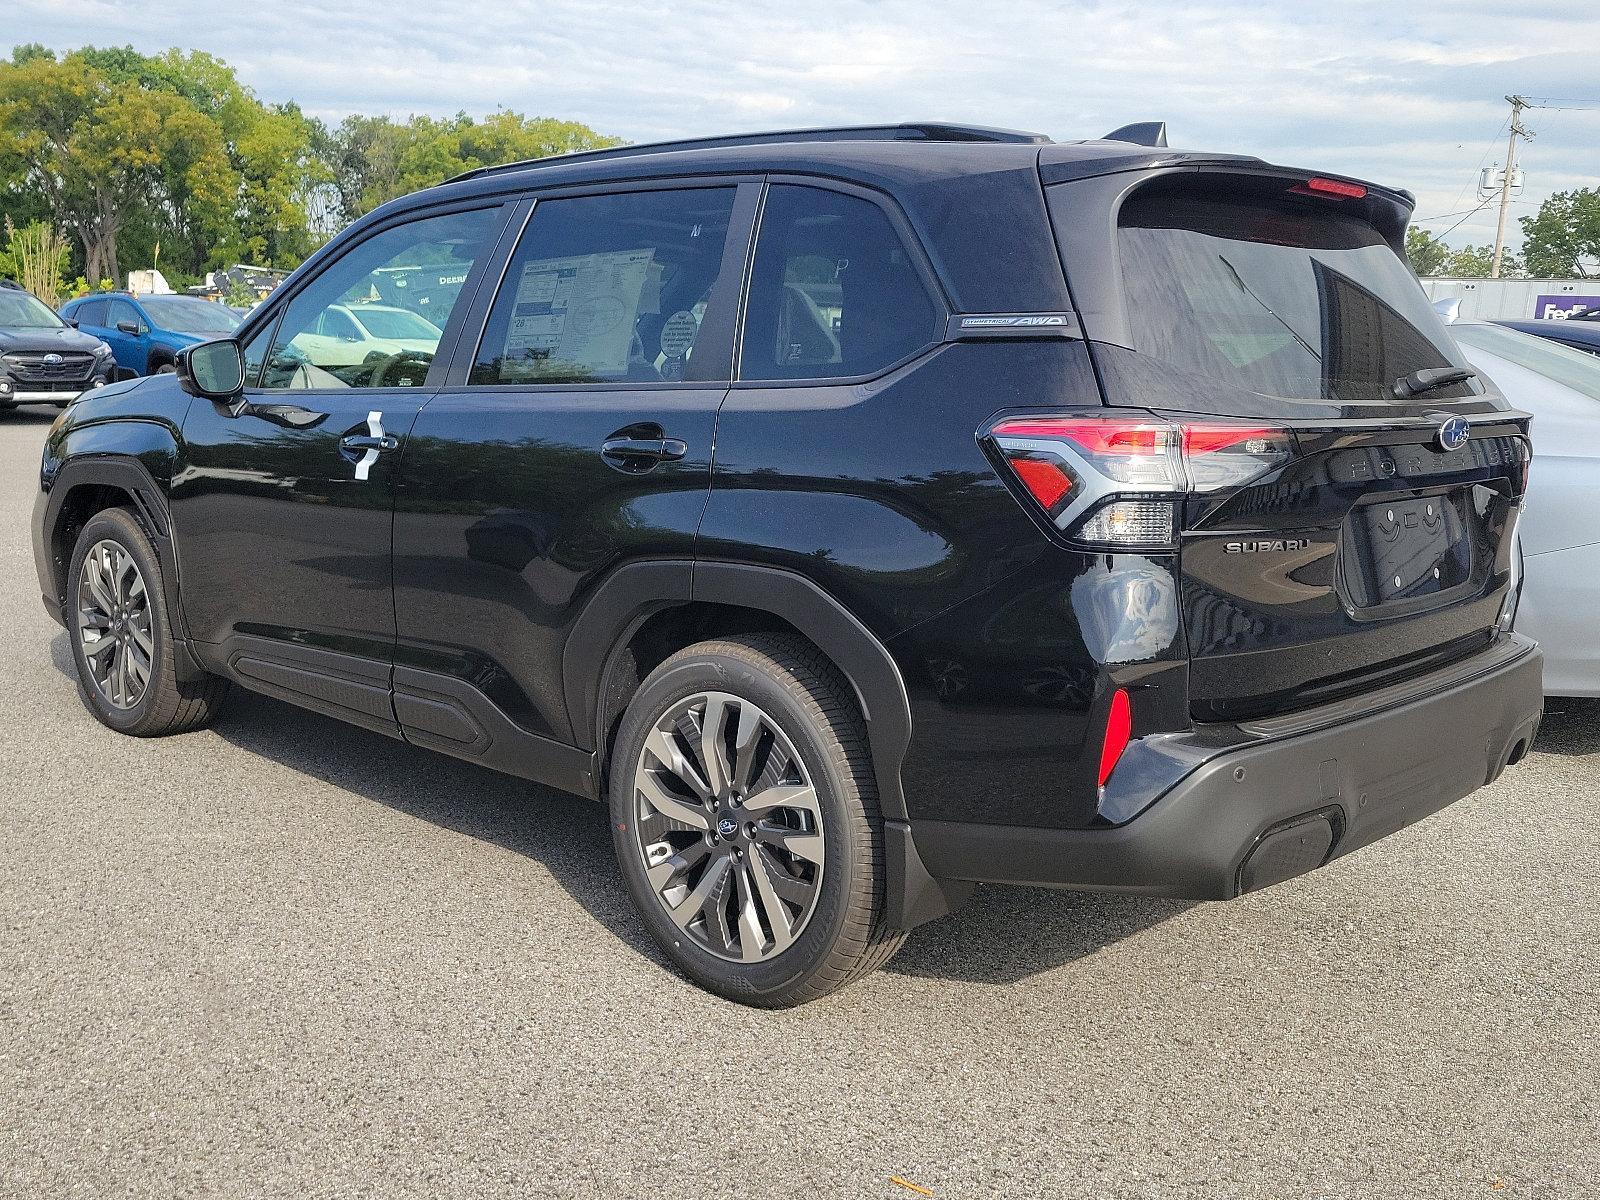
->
59 292 242 377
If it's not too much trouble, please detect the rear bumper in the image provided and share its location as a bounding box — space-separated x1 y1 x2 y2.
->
914 634 1543 899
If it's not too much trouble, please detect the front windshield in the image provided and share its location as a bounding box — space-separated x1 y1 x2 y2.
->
349 306 441 341
1450 321 1600 402
0 291 65 329
139 297 242 335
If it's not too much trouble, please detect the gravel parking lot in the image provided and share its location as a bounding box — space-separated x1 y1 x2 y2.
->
1 404 1595 1200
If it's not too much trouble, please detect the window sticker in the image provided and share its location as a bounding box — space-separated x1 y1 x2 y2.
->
502 248 654 379
659 309 699 359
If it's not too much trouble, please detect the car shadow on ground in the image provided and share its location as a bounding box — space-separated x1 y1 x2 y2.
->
1532 696 1600 757
47 633 1186 988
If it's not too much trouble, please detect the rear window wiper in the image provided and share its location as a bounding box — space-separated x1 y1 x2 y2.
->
1217 254 1322 363
1389 366 1476 400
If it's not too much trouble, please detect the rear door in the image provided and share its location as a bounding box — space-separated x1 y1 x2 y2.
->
390 181 755 761
1047 170 1529 718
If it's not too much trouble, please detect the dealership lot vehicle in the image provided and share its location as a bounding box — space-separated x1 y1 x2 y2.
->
59 291 240 377
1450 319 1600 696
285 301 444 367
32 124 1541 1006
0 288 116 407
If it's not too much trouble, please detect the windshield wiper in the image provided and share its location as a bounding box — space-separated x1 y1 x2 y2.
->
1217 254 1322 363
1389 366 1476 400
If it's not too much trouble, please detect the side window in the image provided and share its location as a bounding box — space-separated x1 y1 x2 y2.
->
470 187 737 385
76 299 107 326
317 308 360 341
260 207 499 391
107 299 142 332
741 185 940 381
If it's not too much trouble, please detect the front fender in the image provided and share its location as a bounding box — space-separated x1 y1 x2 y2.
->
34 409 192 656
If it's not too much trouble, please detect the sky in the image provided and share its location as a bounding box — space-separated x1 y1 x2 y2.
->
14 0 1600 252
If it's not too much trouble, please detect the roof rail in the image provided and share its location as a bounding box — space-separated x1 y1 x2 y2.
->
445 122 1054 184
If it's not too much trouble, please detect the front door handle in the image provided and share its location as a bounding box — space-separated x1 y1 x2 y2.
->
340 411 397 481
601 436 689 471
340 434 400 452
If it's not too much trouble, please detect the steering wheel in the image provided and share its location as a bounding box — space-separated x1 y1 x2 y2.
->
365 350 432 389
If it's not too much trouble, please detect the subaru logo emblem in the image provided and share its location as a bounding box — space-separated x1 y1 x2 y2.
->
42 353 63 366
1435 416 1470 452
717 817 738 838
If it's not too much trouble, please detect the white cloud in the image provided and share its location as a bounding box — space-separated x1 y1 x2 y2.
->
12 0 1600 249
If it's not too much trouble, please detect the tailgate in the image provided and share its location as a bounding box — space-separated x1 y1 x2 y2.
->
1180 416 1528 719
1043 164 1531 719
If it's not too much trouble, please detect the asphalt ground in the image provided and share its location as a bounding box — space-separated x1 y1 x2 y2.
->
1 403 1595 1200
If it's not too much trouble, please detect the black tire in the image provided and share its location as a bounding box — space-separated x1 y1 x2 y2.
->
609 633 906 1006
66 507 229 736
153 362 176 375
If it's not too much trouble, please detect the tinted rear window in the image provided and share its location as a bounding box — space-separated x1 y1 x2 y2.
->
1118 187 1474 402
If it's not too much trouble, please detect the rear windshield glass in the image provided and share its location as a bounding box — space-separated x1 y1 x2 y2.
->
1118 188 1474 402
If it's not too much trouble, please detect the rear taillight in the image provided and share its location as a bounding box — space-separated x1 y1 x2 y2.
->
987 413 1294 548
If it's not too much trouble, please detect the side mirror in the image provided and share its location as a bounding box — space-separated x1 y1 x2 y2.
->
63 316 79 328
115 320 142 335
176 338 245 401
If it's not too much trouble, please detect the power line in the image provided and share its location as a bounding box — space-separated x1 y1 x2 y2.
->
1419 198 1496 242
1524 97 1600 110
1446 113 1510 216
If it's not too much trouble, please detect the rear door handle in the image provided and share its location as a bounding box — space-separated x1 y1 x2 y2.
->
601 437 689 470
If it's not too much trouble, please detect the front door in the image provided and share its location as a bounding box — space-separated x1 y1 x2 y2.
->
171 204 508 736
103 297 150 375
390 183 752 768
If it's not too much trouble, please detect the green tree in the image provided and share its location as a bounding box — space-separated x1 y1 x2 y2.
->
1442 244 1523 279
0 44 618 281
1520 188 1600 278
62 48 329 271
1405 227 1451 276
0 49 233 284
321 110 619 223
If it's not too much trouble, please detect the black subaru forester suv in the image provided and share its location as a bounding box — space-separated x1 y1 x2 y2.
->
33 123 1543 1006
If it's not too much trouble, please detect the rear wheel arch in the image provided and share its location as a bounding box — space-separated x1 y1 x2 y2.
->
566 561 963 932
567 561 913 822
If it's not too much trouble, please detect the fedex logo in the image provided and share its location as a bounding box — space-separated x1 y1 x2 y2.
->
1535 295 1600 320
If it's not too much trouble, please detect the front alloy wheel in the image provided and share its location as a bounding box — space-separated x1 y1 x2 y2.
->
632 691 825 963
77 539 154 710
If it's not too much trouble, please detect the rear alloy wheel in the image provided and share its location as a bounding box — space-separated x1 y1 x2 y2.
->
610 634 905 1006
632 691 825 962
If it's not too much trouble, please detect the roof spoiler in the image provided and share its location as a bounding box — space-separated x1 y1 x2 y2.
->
1102 121 1168 148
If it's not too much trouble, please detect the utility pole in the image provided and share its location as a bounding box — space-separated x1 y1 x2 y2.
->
1491 95 1532 279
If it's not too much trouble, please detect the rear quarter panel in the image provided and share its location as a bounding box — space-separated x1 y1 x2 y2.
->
701 340 1189 830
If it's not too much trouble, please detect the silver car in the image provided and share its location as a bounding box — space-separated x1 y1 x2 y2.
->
1448 319 1600 696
